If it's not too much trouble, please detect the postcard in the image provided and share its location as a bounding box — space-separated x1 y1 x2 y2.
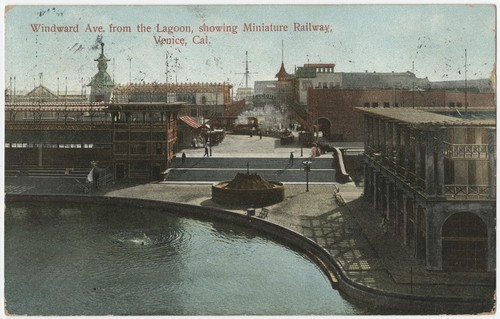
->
3 3 497 316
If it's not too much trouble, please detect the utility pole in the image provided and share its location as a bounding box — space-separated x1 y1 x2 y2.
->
39 73 42 104
174 57 179 84
165 51 170 171
464 49 468 112
127 57 132 85
65 77 67 105
165 52 169 102
165 51 175 103
412 61 415 109
244 51 250 88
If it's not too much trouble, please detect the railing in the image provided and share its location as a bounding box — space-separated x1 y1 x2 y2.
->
444 142 489 159
5 121 110 130
365 149 494 200
5 101 107 107
444 185 491 200
112 122 166 128
97 167 114 188
367 143 493 161
74 178 90 194
288 101 308 125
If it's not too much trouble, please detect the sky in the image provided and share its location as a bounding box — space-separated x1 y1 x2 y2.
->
3 3 497 94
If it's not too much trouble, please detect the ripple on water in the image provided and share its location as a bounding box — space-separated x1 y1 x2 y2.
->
110 224 191 248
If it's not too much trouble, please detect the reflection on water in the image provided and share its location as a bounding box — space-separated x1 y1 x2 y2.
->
5 201 372 316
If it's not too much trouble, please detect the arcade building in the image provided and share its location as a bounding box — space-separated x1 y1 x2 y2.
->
357 107 496 272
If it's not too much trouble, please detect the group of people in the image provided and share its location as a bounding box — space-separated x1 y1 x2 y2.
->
179 146 209 164
249 129 263 139
190 137 210 157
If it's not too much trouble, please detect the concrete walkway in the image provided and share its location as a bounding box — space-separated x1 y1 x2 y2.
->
179 132 362 158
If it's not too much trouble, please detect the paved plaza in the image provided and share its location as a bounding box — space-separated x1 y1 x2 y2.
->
4 133 495 313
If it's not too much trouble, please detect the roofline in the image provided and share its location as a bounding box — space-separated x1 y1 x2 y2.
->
303 63 336 67
355 107 496 128
5 101 187 111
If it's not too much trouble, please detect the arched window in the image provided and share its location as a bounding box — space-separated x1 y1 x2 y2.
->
442 213 487 272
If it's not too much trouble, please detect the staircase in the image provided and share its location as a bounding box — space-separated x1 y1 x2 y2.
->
287 101 308 127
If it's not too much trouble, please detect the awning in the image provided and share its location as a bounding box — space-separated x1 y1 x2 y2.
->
179 115 205 129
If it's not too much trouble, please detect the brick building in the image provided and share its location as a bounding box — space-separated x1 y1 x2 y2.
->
307 88 495 142
257 60 494 144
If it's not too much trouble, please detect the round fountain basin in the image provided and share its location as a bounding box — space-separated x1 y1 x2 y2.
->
212 172 285 206
212 181 284 206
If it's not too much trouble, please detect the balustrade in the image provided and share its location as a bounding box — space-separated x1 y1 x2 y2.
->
444 184 491 200
444 142 489 159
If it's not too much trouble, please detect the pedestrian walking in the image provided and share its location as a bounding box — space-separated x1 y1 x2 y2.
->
259 130 262 139
289 152 294 164
203 146 209 157
181 152 186 163
192 138 196 148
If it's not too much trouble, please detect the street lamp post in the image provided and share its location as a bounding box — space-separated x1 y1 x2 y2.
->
300 130 304 157
302 160 312 192
209 123 212 157
210 93 218 157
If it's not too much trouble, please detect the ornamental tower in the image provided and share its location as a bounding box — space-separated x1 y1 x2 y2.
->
275 41 293 107
88 43 114 102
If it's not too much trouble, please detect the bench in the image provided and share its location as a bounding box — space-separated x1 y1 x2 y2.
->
246 208 256 216
257 207 269 219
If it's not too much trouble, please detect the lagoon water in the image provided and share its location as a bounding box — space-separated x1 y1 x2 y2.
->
5 201 371 315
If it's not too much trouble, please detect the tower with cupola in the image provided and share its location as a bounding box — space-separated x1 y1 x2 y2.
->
88 43 114 102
